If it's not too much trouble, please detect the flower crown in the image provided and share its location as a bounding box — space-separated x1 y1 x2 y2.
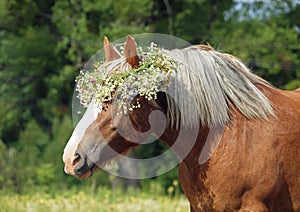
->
75 36 177 113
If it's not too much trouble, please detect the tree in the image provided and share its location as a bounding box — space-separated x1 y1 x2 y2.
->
0 1 62 143
211 0 300 89
151 0 234 42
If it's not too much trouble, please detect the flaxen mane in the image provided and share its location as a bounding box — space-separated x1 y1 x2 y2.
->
104 45 275 129
166 46 274 128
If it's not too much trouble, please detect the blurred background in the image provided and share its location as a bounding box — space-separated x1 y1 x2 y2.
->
0 0 299 210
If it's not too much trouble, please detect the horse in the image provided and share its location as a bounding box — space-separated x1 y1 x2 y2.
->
63 35 300 211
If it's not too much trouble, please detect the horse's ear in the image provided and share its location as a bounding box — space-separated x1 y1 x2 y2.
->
123 35 139 68
104 36 121 62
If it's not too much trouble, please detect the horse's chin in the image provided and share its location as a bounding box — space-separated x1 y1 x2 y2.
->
77 170 93 179
77 165 99 179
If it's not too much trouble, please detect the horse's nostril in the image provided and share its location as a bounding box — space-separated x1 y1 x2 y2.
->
73 152 91 176
72 153 81 166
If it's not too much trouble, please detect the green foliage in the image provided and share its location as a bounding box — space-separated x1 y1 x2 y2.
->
151 0 234 42
0 26 58 142
36 163 55 186
0 115 111 194
0 120 48 193
212 15 300 88
0 140 8 188
211 1 300 88
284 79 300 90
0 0 299 196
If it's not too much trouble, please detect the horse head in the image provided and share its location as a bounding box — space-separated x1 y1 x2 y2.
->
63 35 165 179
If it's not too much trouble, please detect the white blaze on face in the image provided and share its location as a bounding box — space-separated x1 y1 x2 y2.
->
63 101 101 165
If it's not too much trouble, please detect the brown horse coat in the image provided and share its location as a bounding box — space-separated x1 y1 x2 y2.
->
177 85 300 211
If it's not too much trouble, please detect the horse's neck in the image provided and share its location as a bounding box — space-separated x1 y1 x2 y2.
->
130 95 222 164
160 125 211 164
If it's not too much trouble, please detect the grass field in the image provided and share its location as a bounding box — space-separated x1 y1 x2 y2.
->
0 188 189 212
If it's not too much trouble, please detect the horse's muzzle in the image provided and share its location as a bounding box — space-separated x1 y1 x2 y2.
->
73 151 95 179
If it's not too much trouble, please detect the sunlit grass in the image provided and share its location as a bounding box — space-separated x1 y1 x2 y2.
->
0 187 189 212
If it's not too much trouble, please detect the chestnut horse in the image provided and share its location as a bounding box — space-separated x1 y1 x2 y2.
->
63 35 300 211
